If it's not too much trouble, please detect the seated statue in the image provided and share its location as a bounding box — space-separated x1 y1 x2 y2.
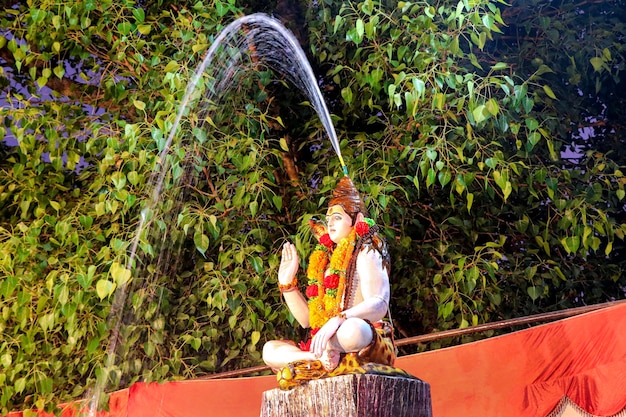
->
263 175 408 389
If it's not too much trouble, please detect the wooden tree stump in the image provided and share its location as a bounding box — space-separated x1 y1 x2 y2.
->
259 374 432 417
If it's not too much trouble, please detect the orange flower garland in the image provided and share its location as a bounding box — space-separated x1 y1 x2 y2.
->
306 228 358 331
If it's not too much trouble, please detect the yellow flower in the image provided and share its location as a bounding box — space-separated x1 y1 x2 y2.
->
306 228 358 329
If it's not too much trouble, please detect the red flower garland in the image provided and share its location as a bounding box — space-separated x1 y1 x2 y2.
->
300 218 377 349
323 273 340 289
298 339 312 351
305 284 319 298
355 221 370 236
320 234 334 248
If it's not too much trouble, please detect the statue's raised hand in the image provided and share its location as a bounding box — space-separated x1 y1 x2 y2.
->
278 242 299 285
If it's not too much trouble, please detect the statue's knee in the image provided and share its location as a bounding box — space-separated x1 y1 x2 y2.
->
336 318 373 351
262 340 278 362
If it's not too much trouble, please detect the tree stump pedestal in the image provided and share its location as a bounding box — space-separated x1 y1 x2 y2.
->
259 374 432 417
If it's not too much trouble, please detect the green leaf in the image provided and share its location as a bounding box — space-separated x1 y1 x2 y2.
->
465 266 479 292
455 175 466 195
272 195 282 211
434 92 446 111
1 353 12 368
132 8 145 23
438 170 452 187
590 57 604 72
279 137 289 151
346 28 361 45
110 262 131 286
543 85 557 99
111 172 126 190
440 301 454 319
493 170 506 190
426 168 436 187
466 192 474 212
561 236 580 254
87 337 100 354
341 86 353 104
455 0 465 17
413 78 425 98
426 148 438 161
36 375 53 394
52 14 61 29
194 232 209 255
485 98 500 116
96 280 115 300
472 104 490 123
36 76 48 88
164 60 180 73
356 18 365 40
250 256 263 274
535 64 554 76
216 0 229 16
137 24 151 35
209 215 218 230
387 83 396 102
502 181 512 201
405 91 417 117
53 65 65 79
118 21 132 36
525 117 539 131
133 100 146 111
379 194 389 209
30 9 46 23
15 377 27 394
251 331 261 346
365 18 376 39
527 286 541 301
478 31 487 50
127 171 140 186
190 337 201 351
333 15 344 34
76 273 92 290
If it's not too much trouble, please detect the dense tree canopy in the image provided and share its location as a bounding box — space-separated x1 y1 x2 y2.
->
1 0 624 412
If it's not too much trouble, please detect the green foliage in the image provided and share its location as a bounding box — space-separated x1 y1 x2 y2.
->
487 0 626 160
0 0 625 413
0 0 252 412
303 0 625 339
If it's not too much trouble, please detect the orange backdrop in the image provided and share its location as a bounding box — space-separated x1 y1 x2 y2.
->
9 303 626 417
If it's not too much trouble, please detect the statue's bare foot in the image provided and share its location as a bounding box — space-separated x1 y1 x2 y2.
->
319 348 340 371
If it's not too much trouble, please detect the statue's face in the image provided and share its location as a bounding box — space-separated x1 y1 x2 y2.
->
325 205 354 243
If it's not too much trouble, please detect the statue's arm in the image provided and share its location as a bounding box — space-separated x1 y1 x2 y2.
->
342 248 389 322
281 291 310 328
278 242 310 328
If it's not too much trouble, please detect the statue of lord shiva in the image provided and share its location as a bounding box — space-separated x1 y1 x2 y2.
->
263 175 409 390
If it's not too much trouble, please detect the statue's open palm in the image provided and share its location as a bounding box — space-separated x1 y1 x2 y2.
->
278 242 299 285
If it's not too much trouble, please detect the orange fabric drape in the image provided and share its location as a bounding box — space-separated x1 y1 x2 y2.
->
126 376 276 417
6 389 129 417
395 302 626 417
9 303 626 417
